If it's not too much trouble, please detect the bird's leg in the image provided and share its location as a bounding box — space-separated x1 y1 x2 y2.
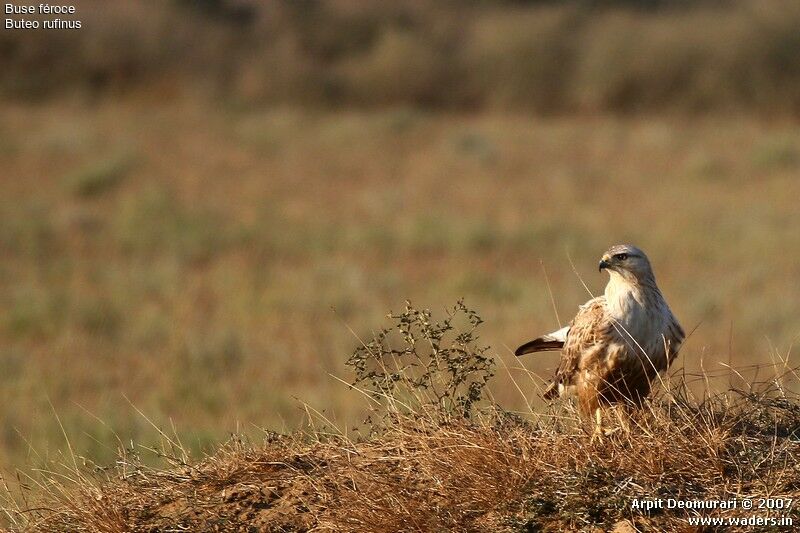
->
591 408 604 443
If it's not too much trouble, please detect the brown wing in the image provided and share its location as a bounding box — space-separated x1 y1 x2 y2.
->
543 296 611 399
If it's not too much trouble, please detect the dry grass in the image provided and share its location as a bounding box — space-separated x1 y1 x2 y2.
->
5 303 800 532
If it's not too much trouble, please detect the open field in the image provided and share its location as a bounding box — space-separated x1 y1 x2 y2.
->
3 1 800 530
1 101 799 482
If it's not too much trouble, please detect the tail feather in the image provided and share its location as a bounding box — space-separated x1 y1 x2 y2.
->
514 325 569 357
514 338 563 356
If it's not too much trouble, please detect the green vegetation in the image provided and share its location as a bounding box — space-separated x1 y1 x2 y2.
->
62 152 135 198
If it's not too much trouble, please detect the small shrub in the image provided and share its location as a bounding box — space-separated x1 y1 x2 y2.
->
63 153 135 198
347 300 495 423
74 296 122 340
751 137 800 170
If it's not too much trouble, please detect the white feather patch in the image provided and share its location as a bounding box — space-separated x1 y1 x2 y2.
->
544 325 570 343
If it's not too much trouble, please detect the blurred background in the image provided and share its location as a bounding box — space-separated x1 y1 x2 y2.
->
1 0 800 471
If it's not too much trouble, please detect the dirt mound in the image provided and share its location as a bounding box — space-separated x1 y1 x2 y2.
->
16 395 800 532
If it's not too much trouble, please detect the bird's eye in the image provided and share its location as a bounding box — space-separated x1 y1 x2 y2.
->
614 253 628 261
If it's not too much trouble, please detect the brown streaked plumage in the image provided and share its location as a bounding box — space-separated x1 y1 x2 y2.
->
515 244 684 421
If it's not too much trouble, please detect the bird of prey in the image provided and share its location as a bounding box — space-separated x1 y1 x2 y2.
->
515 244 684 436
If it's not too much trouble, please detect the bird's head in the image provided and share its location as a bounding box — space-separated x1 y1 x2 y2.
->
598 244 654 284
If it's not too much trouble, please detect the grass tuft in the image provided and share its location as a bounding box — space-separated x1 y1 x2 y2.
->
62 153 135 198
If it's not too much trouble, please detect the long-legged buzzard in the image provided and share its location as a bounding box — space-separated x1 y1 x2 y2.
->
515 244 684 435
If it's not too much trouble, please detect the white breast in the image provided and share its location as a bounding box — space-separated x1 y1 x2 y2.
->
605 283 668 360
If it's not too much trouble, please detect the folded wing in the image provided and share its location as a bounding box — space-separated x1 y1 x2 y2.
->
542 298 609 400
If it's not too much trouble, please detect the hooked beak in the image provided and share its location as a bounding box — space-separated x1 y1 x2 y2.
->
598 258 611 272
